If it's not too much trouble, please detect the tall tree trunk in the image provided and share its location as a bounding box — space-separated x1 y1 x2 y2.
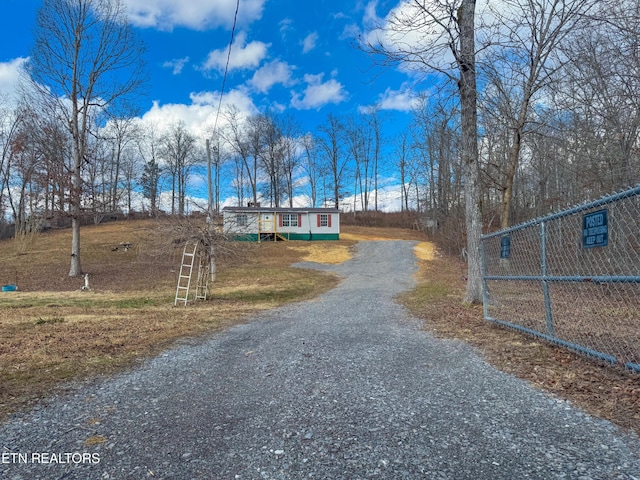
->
459 0 483 304
111 146 121 212
500 98 529 229
288 170 294 208
374 117 379 212
500 132 521 230
206 139 214 218
69 152 82 276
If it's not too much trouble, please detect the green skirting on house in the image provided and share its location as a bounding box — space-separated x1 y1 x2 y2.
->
290 233 339 241
229 233 339 242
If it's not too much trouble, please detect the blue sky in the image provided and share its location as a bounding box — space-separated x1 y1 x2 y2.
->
0 0 428 210
0 0 418 135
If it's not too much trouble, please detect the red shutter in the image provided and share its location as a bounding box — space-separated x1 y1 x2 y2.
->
298 213 302 228
317 214 321 227
279 214 283 227
328 214 332 228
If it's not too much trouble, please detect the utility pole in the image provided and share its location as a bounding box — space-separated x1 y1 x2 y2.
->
206 139 214 220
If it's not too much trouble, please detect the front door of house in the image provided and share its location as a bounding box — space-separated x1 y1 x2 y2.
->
259 213 274 233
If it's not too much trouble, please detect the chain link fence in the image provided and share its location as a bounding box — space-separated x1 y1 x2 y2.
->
481 185 640 372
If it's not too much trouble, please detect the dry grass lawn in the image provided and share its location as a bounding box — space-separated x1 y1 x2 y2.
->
339 225 426 242
288 243 353 264
0 219 353 421
413 242 436 261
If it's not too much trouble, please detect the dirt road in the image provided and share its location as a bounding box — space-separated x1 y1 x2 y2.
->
1 241 640 479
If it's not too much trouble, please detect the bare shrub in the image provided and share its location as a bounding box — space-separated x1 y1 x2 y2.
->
13 217 41 256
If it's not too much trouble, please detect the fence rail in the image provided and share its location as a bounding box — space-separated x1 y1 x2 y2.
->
481 185 640 372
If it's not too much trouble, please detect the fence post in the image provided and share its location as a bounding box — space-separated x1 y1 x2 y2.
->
540 221 555 337
481 239 489 319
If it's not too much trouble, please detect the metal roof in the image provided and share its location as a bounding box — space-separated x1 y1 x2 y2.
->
222 206 340 214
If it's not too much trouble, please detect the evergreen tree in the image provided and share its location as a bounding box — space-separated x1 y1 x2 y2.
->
141 159 162 214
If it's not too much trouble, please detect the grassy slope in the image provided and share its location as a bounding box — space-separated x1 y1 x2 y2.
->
0 219 347 421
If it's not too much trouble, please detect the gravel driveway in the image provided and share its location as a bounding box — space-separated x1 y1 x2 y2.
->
2 240 640 479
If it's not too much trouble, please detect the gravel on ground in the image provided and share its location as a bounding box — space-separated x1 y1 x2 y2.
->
1 240 640 479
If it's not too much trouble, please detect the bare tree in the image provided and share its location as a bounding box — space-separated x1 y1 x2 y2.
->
102 113 140 212
205 128 225 216
411 94 462 228
478 0 640 214
344 110 389 214
84 132 111 222
558 0 640 196
120 141 141 215
278 113 302 208
27 0 145 276
301 133 321 207
395 130 413 212
35 114 72 218
0 100 25 224
345 114 371 212
458 0 483 303
317 113 347 209
363 107 384 211
4 109 43 235
257 113 285 207
162 121 198 215
483 0 597 229
363 0 483 302
246 114 267 206
224 106 256 206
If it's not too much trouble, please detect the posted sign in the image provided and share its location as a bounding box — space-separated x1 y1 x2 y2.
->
500 235 511 259
582 209 608 248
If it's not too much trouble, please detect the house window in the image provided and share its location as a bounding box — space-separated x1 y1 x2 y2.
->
281 214 298 227
317 214 331 228
237 214 248 226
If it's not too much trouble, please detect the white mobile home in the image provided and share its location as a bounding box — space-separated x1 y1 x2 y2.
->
222 206 340 241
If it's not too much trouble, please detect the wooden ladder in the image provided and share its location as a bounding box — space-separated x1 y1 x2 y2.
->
194 249 211 301
174 241 198 306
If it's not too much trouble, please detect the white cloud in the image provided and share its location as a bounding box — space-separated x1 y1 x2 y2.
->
362 0 499 73
362 87 419 112
140 101 214 138
0 57 27 104
271 101 287 113
139 87 257 138
190 88 257 114
201 31 269 73
247 60 295 93
341 184 409 212
362 0 457 72
162 57 190 75
301 32 319 53
341 23 361 42
125 0 266 31
279 18 294 36
291 73 347 110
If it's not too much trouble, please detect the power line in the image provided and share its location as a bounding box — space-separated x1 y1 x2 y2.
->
213 0 240 134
